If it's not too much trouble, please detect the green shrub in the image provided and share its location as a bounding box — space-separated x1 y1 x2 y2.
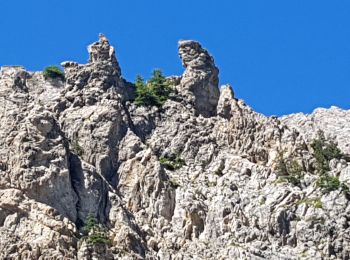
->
43 66 65 80
308 131 349 193
160 155 185 170
275 152 303 186
83 214 98 233
316 175 341 192
134 70 172 107
83 215 110 246
275 152 288 176
311 130 343 174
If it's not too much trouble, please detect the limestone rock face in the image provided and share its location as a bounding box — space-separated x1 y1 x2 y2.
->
178 40 220 117
0 66 78 222
87 33 121 75
1 35 350 259
217 84 235 119
281 106 350 154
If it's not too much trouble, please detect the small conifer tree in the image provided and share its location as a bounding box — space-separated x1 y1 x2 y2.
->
43 66 65 80
82 214 110 246
134 69 172 107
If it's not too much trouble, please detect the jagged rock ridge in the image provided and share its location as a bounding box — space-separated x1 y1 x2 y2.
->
0 35 350 259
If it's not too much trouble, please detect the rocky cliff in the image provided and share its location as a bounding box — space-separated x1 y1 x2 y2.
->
0 35 349 260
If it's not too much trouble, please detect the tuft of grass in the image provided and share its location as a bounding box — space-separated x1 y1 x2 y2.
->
43 66 65 81
298 197 323 209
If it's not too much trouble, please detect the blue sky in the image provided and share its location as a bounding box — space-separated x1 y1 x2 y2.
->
1 0 349 116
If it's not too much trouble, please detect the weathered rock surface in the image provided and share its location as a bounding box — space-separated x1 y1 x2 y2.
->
0 35 349 259
281 106 350 155
178 40 220 117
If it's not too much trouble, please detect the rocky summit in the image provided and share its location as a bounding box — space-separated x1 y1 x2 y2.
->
0 35 350 260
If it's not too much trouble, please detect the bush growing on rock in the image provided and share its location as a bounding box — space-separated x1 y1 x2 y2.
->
43 66 65 81
311 130 343 174
316 175 348 193
316 175 341 192
83 215 110 246
275 152 303 186
134 69 172 107
160 155 185 170
311 131 348 193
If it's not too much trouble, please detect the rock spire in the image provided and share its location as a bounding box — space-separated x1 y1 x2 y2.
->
178 40 220 117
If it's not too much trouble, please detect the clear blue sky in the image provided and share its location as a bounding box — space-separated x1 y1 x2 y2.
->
1 0 349 116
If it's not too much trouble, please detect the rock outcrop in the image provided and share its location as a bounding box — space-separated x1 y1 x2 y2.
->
0 35 350 260
281 106 350 155
178 40 220 117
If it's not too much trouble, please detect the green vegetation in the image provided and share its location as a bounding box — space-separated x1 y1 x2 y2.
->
310 131 348 193
134 69 172 107
298 197 323 209
71 140 84 156
316 175 345 193
311 130 342 174
160 155 185 170
83 215 110 246
274 133 349 193
275 152 303 186
43 66 65 81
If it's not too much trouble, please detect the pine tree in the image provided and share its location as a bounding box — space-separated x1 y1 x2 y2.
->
134 70 172 107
